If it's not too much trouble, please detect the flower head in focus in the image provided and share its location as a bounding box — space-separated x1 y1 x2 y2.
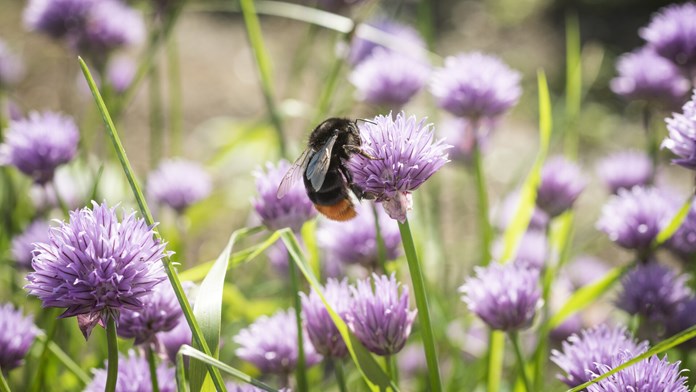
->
25 201 168 338
0 111 79 184
536 156 586 218
11 220 49 270
346 273 417 356
301 278 351 358
460 262 542 331
596 150 654 194
147 158 212 214
0 39 25 88
348 19 426 65
0 304 38 371
117 281 183 345
663 90 696 170
640 2 696 69
587 353 688 392
346 112 450 222
84 350 176 392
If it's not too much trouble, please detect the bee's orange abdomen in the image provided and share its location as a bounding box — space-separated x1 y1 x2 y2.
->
315 199 357 221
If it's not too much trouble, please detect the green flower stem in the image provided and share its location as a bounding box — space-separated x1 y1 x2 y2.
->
28 308 60 392
372 203 388 273
385 355 398 385
487 331 504 392
149 63 164 168
287 257 308 392
147 345 160 392
398 218 442 392
334 360 348 392
642 107 658 182
0 369 9 392
167 37 183 156
510 332 532 392
105 315 119 392
79 57 227 392
471 141 492 266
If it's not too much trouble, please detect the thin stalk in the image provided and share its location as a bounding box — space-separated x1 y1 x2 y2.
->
149 63 164 168
334 360 348 392
287 259 308 392
470 140 492 266
313 52 345 125
0 370 9 392
147 345 161 392
510 332 532 392
105 315 119 392
398 218 442 392
372 204 388 273
167 37 183 156
385 355 398 385
285 23 319 95
28 309 60 392
39 336 91 385
487 331 504 392
0 91 6 136
643 106 658 182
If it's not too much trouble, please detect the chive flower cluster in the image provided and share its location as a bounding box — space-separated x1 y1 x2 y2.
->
0 304 38 372
147 158 212 214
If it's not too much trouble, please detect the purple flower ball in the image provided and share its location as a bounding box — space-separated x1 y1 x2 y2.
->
147 158 212 213
346 112 450 222
23 0 94 38
430 52 521 121
587 353 688 392
596 150 654 194
536 156 586 218
0 111 79 184
253 160 317 232
512 230 548 271
610 47 690 107
596 186 677 252
640 2 696 69
349 49 430 109
107 55 135 94
346 273 417 356
25 201 168 338
300 278 351 358
84 350 176 392
663 90 696 170
669 200 696 256
0 304 38 371
11 219 50 269
317 202 401 269
117 281 182 345
459 262 542 331
550 324 649 388
349 19 426 66
76 0 145 54
496 190 549 231
0 39 25 88
234 309 322 375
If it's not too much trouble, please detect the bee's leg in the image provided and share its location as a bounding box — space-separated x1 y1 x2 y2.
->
339 164 367 200
344 145 379 160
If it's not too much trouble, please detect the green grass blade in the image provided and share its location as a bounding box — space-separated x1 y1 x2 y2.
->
564 12 582 159
653 195 693 248
39 336 91 386
176 352 189 392
78 57 226 392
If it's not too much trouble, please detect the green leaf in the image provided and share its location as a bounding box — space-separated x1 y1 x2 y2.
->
549 265 630 329
176 352 189 392
179 345 278 392
653 195 693 248
279 229 398 392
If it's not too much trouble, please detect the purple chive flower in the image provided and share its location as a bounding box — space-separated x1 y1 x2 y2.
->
11 220 49 269
76 0 145 54
640 2 696 69
346 112 450 222
317 202 401 269
349 49 430 109
107 55 135 94
147 159 212 214
158 315 192 363
564 256 610 289
669 201 696 256
0 304 38 371
550 324 649 388
663 90 696 170
25 202 168 338
610 47 690 107
117 281 182 345
397 344 427 377
496 190 549 231
0 111 79 185
587 353 688 392
346 273 417 356
597 150 654 194
300 278 351 358
536 156 586 218
459 262 542 331
234 309 322 375
512 230 548 270
23 0 94 38
597 186 677 252
616 262 692 323
430 52 521 121
0 39 24 88
84 350 176 392
254 160 317 231
349 19 426 66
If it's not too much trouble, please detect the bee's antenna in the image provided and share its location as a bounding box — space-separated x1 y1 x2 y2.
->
356 118 377 126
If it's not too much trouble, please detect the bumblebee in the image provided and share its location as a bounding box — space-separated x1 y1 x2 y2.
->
276 118 376 221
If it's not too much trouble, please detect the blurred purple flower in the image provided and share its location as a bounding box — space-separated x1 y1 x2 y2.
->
0 111 79 185
430 52 521 121
0 304 38 371
550 314 583 343
640 2 696 69
587 353 688 392
11 219 49 269
23 0 94 38
346 273 416 356
563 256 610 289
349 19 426 66
234 309 321 375
596 150 654 194
663 90 696 170
84 350 176 392
25 202 168 339
253 160 317 232
300 278 351 358
349 49 430 109
438 117 485 164
346 112 450 222
551 324 649 387
147 158 212 214
610 47 690 107
157 282 196 363
536 156 586 218
76 0 145 55
669 201 696 257
107 55 135 94
496 190 549 231
512 230 548 270
460 262 542 331
397 344 427 378
596 186 677 252
0 39 24 88
667 297 696 342
118 281 182 345
317 202 401 269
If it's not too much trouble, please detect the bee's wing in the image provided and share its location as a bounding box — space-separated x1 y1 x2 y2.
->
306 134 338 191
276 148 312 199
